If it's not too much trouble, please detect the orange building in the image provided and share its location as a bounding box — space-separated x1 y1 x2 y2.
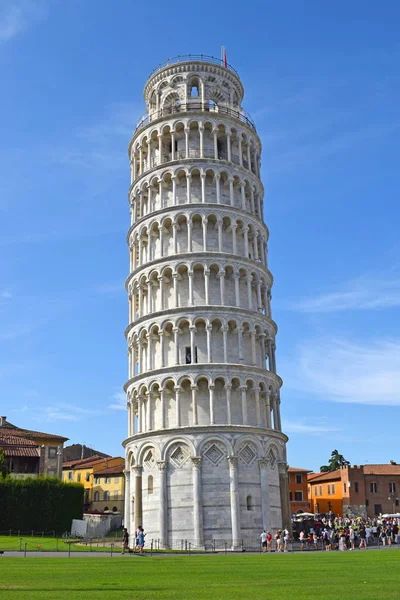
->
307 470 343 515
288 467 311 514
308 464 400 518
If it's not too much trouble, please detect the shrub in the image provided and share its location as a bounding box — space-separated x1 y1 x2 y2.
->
0 477 83 532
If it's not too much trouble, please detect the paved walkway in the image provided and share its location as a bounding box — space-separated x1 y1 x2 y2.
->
2 545 399 558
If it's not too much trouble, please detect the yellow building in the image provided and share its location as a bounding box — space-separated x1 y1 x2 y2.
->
62 456 125 514
92 460 125 514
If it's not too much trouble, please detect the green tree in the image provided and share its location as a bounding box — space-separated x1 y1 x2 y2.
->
320 449 350 472
0 449 8 477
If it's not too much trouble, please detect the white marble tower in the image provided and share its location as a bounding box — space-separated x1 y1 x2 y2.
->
123 55 290 547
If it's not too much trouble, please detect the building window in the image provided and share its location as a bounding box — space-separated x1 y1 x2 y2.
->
389 483 396 493
319 486 322 496
93 491 99 502
289 491 293 501
295 474 302 484
374 503 382 515
354 482 359 493
343 483 346 493
148 475 154 494
114 477 119 484
104 477 111 484
68 471 73 481
315 503 319 513
314 486 318 497
94 476 100 485
246 495 253 511
331 484 335 494
104 491 110 501
84 490 89 503
85 472 90 482
327 484 331 495
295 491 303 502
114 490 119 500
370 482 377 494
77 473 81 483
48 447 57 459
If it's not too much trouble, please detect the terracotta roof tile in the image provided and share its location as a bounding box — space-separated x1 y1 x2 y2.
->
363 464 400 475
94 465 125 476
307 470 341 482
0 424 67 442
288 467 312 473
62 456 105 469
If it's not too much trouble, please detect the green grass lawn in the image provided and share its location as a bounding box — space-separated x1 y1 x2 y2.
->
0 535 120 553
0 551 399 600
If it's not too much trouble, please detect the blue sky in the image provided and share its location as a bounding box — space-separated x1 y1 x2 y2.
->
1 0 399 471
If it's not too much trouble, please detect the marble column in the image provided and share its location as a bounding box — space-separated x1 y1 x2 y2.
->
203 270 210 304
160 388 166 428
259 458 270 530
278 461 291 531
240 385 248 425
157 460 168 545
215 174 221 204
191 457 203 546
265 392 272 429
209 383 215 424
227 456 241 547
206 325 213 363
225 384 232 424
191 384 198 425
174 386 181 427
124 470 131 530
133 466 143 531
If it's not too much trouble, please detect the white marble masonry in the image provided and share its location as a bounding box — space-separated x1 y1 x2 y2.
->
123 56 290 546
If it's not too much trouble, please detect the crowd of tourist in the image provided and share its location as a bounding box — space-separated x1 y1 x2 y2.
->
259 516 400 552
292 515 400 551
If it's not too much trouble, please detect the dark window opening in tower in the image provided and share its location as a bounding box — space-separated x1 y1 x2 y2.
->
185 346 198 364
148 475 154 494
190 84 199 97
246 495 253 511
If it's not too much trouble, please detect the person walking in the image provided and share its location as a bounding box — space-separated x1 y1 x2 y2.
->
349 527 355 550
299 530 305 551
134 525 142 552
283 529 290 552
137 527 146 554
275 531 282 552
121 527 129 554
359 527 367 549
260 530 268 552
267 531 272 552
380 527 387 546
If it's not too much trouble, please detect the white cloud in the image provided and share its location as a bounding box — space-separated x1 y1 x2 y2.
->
285 337 400 406
42 404 103 422
292 273 400 313
42 407 79 422
1 289 12 299
284 420 340 435
0 1 47 43
108 391 126 411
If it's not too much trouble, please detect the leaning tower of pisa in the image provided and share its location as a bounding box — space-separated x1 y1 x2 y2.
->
123 55 290 547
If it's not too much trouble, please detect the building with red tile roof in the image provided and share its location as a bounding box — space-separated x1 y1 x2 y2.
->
0 416 68 478
307 462 400 517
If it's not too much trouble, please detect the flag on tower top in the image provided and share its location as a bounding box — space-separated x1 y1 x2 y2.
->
221 46 227 68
